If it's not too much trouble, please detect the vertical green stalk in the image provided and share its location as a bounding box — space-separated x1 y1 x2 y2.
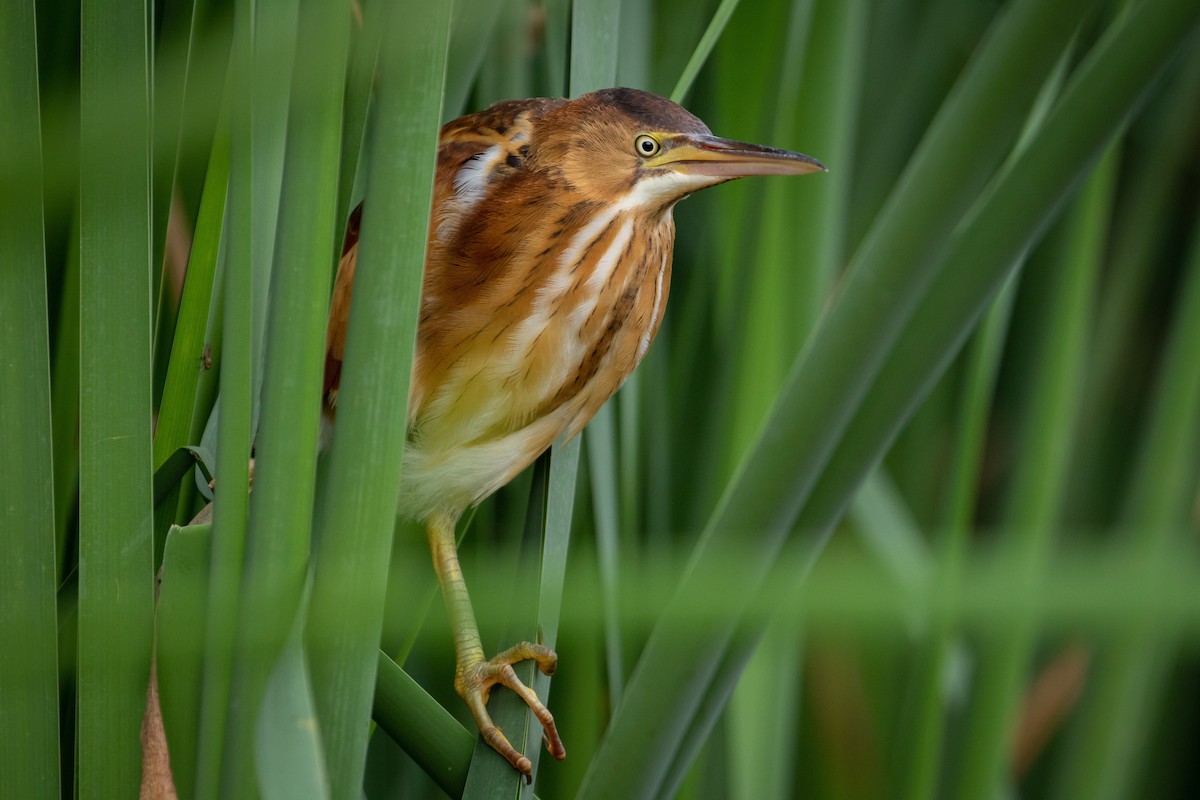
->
333 0 384 234
152 96 230 563
305 2 449 795
155 521 213 799
528 436 582 771
585 407 626 705
953 148 1115 800
192 6 252 799
51 217 81 581
726 1 865 795
1066 44 1200 524
249 0 300 437
669 0 743 103
727 618 803 800
148 0 201 408
723 0 815 466
151 108 229 473
77 0 155 793
444 0 506 117
896 277 1015 800
220 0 351 792
571 0 621 93
1051 201 1200 800
371 652 476 797
0 0 60 795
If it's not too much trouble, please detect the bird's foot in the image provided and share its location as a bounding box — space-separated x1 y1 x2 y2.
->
456 641 565 782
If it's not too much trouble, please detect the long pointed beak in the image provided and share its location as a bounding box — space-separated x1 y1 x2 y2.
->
653 133 827 177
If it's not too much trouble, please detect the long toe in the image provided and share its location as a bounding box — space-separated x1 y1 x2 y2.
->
460 672 534 781
493 663 565 760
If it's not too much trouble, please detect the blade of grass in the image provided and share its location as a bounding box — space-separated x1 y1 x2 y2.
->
372 652 476 798
151 94 230 566
616 376 641 547
525 436 582 786
658 626 762 800
848 0 994 248
850 471 931 587
333 0 384 235
304 2 449 795
477 0 534 101
580 0 651 702
1066 42 1200 525
249 0 300 441
180 237 226 522
1051 200 1200 800
585 409 626 706
579 0 1099 793
193 4 253 797
257 594 330 800
77 0 156 792
0 0 60 792
704 0 794 342
570 0 620 95
726 619 803 800
669 0 742 104
722 0 816 472
951 147 1115 800
723 2 867 793
616 0 650 89
155 523 213 797
148 0 206 409
51 214 80 582
220 0 351 792
445 0 506 117
782 0 864 329
152 104 229 472
896 274 1016 800
541 0 570 97
459 4 620 794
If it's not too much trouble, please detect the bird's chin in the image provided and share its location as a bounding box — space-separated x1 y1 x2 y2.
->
628 170 724 206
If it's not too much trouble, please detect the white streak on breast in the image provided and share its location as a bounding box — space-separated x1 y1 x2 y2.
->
585 217 634 292
556 203 623 279
638 256 666 361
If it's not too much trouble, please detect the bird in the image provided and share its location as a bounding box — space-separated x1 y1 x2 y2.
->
321 87 824 781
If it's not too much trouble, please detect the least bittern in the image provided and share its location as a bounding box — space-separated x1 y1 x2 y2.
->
322 87 824 780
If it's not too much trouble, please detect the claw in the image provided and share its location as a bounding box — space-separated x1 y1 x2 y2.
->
456 641 566 778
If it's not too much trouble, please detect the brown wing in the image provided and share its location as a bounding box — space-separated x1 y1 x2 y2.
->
321 96 565 421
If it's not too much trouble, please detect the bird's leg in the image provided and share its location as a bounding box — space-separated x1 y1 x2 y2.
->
426 512 566 781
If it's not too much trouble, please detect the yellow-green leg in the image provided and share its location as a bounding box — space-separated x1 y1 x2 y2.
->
426 512 566 781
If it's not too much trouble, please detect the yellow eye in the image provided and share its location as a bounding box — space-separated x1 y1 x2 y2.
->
634 134 661 157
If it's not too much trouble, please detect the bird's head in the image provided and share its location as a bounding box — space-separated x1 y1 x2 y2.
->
526 87 826 209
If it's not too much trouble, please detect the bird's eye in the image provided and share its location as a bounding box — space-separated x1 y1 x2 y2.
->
634 134 661 157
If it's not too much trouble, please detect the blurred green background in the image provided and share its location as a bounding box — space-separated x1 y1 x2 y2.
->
2 0 1199 798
